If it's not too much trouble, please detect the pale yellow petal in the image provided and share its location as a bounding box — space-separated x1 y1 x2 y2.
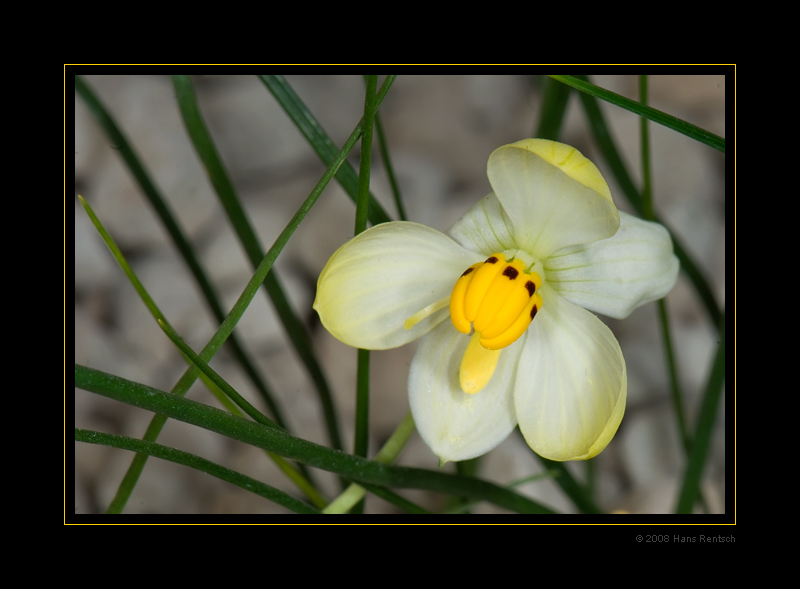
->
409 320 523 463
447 193 516 256
515 287 626 461
314 221 480 350
487 139 620 258
545 211 679 319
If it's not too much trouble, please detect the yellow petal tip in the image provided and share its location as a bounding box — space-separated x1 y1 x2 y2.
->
459 333 501 394
506 138 613 204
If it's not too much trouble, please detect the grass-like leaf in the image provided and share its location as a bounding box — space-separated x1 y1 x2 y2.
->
323 412 416 514
156 319 328 508
157 319 282 431
74 75 288 427
172 74 344 453
638 76 692 466
96 100 368 512
675 319 726 514
260 74 396 226
353 77 378 505
534 75 572 140
352 482 431 514
375 112 407 221
79 192 326 510
573 75 724 333
534 453 602 514
76 364 558 515
550 75 725 153
76 429 320 514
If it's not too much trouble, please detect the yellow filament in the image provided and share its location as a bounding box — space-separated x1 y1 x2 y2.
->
460 332 501 394
404 296 451 330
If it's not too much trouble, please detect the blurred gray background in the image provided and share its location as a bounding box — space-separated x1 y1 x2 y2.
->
74 74 726 514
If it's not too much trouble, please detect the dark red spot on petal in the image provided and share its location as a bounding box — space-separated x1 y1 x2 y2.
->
461 266 475 277
530 305 538 320
485 256 499 264
502 266 519 280
525 280 535 296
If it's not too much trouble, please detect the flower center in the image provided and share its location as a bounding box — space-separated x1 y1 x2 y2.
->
450 252 543 350
449 252 543 394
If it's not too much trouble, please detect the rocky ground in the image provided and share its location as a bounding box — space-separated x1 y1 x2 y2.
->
74 73 727 515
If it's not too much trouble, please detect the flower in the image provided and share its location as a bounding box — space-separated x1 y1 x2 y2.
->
314 139 679 463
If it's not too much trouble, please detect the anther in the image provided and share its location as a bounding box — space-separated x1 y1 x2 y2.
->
449 252 543 351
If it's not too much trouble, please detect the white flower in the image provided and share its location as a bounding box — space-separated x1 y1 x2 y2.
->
314 139 679 462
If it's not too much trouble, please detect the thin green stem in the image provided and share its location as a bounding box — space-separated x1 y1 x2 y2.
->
76 429 320 514
78 194 163 320
584 457 595 504
441 469 560 514
535 75 571 140
156 319 327 508
353 482 431 514
534 452 603 514
373 411 416 463
76 369 558 514
639 75 654 222
101 104 368 513
355 75 377 235
78 195 238 414
675 319 726 514
157 319 281 431
260 74 397 226
658 300 690 452
79 193 325 511
353 77 377 484
638 76 692 463
573 75 723 333
550 74 725 153
172 74 344 454
75 75 288 429
374 113 407 221
354 350 371 457
323 412 416 514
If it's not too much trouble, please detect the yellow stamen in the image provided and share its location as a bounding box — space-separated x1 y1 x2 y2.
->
404 296 451 330
449 251 544 361
473 258 526 333
463 254 505 321
479 274 535 340
479 291 542 350
460 332 501 394
449 262 481 334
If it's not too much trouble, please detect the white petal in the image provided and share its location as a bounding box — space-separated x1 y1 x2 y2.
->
515 288 626 461
409 320 522 462
545 211 680 319
487 140 620 258
447 193 516 256
314 221 480 350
